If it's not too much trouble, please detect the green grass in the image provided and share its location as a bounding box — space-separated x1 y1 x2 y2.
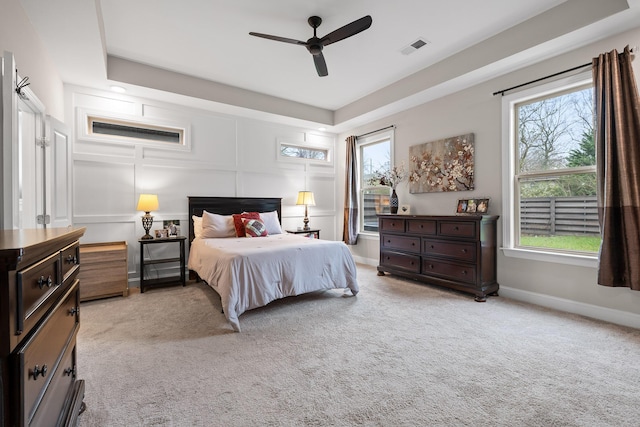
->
520 235 601 253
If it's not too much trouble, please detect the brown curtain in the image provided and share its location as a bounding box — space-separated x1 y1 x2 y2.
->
343 135 359 245
593 45 640 290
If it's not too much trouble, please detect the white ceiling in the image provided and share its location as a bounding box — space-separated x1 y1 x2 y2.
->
18 0 640 132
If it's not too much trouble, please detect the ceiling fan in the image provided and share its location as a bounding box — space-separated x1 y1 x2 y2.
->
249 15 373 77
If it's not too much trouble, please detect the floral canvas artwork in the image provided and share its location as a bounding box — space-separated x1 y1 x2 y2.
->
409 133 475 193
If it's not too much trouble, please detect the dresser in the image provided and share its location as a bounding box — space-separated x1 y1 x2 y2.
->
78 241 128 302
0 227 86 426
377 215 499 301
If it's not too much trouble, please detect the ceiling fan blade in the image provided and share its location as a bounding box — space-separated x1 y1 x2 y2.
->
249 32 307 46
313 52 328 77
319 15 372 46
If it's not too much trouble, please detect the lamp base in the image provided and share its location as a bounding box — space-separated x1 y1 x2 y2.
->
141 213 154 240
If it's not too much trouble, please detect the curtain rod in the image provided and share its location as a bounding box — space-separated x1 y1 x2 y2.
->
493 45 637 97
357 125 395 139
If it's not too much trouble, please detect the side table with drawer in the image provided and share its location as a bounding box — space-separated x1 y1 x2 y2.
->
377 214 499 301
78 241 129 302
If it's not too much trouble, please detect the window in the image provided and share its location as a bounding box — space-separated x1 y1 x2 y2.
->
279 142 329 161
358 130 394 233
502 72 600 266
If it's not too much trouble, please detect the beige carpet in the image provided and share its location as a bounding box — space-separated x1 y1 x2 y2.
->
77 264 640 426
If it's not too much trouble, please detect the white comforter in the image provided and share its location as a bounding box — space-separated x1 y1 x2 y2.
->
188 234 359 331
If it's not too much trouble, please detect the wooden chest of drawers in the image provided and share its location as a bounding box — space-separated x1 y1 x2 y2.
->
378 215 499 301
0 227 86 426
78 241 128 302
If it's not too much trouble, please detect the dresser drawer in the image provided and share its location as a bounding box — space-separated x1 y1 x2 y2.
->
438 221 477 239
381 234 420 253
29 341 78 427
407 219 436 235
422 239 477 262
18 280 79 423
60 242 80 283
422 258 476 285
380 218 405 232
17 252 61 336
380 251 420 273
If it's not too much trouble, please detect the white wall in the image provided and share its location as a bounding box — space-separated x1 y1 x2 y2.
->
0 0 65 120
66 85 338 285
338 27 640 328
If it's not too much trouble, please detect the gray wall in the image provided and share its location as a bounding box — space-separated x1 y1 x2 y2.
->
338 27 640 328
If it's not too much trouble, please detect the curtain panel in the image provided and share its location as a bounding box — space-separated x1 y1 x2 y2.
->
343 135 359 245
593 45 640 290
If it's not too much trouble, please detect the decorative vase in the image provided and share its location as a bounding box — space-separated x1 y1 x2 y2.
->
390 188 399 214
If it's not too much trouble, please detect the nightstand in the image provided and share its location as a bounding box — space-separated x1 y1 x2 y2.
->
286 229 320 239
139 236 186 293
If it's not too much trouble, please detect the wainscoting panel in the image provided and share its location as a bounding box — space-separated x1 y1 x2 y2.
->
74 160 136 216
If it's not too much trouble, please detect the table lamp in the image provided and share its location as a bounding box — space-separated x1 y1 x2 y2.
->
296 191 315 231
137 194 159 240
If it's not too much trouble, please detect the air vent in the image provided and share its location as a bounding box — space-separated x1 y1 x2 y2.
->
400 38 430 55
87 116 184 145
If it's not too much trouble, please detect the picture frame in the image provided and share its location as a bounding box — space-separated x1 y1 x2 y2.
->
398 204 411 215
456 198 489 214
155 229 168 238
163 220 181 237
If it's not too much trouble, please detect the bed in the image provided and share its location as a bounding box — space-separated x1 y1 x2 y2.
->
187 196 359 331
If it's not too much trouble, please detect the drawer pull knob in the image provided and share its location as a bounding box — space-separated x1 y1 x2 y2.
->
462 249 467 253
37 275 53 289
69 307 79 316
429 264 434 269
454 226 459 231
64 366 76 376
430 245 435 249
66 254 78 264
30 364 48 379
462 270 467 275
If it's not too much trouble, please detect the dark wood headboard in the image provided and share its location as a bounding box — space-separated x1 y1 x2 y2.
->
187 196 282 244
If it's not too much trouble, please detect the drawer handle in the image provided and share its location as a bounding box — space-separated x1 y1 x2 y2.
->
37 275 53 289
411 242 415 246
69 307 79 316
430 245 435 249
428 264 434 269
454 226 459 231
462 249 467 253
30 364 48 380
462 270 467 275
66 254 78 264
64 366 76 377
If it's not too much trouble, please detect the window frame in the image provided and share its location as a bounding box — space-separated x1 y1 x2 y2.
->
357 129 394 235
501 71 598 268
277 139 333 165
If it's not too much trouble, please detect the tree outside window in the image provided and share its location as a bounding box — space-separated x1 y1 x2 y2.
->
515 84 600 253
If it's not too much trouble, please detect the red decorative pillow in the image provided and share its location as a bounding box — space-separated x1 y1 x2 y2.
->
243 218 268 237
232 212 260 237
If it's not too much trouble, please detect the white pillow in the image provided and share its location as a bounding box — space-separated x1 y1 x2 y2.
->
201 210 236 238
259 210 283 235
192 215 203 238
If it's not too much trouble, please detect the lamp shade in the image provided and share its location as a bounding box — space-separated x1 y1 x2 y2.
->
296 191 316 206
136 194 159 212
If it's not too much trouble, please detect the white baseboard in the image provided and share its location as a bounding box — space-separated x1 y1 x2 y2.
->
353 256 640 329
500 286 640 329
